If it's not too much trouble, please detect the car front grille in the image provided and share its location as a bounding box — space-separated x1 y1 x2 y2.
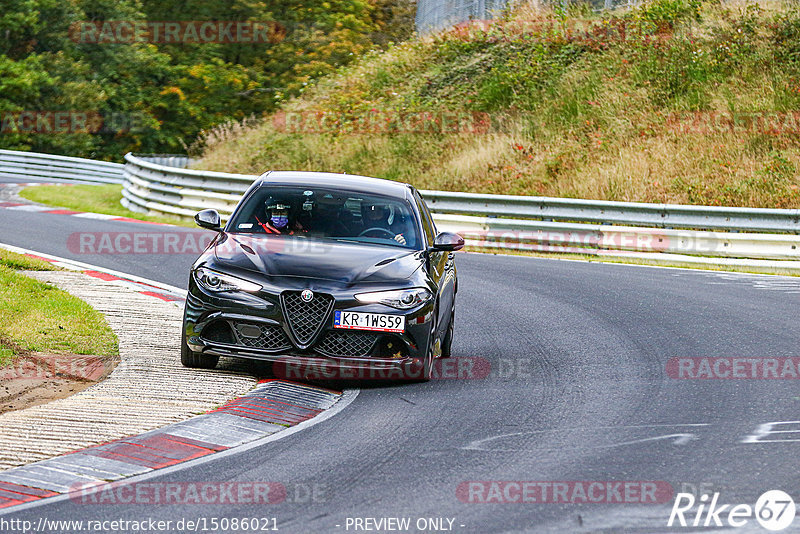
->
233 322 292 351
281 291 334 347
315 331 379 358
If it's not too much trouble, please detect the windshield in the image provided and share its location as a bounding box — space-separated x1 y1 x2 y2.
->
227 186 421 249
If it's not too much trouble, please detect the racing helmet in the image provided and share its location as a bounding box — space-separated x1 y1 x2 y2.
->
265 197 291 229
362 202 393 225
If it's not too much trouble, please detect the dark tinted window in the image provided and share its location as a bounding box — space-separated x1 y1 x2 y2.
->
228 186 421 249
415 191 436 246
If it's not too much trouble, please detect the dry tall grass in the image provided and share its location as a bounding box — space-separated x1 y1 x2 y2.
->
196 0 800 208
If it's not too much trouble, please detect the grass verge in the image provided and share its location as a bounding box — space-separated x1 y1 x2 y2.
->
0 249 58 271
19 184 195 228
0 346 11 367
0 250 118 362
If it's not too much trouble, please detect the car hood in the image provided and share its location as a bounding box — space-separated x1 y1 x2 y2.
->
213 233 424 285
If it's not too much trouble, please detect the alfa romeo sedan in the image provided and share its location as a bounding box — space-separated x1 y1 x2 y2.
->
181 171 463 380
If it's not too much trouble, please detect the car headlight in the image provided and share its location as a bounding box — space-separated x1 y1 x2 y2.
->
194 267 261 293
355 288 432 310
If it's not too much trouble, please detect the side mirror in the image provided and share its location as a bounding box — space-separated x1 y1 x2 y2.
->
195 209 222 231
431 231 465 252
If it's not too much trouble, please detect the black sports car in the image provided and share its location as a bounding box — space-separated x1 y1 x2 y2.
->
181 171 463 380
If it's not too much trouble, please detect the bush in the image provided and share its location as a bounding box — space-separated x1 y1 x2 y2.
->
196 0 800 208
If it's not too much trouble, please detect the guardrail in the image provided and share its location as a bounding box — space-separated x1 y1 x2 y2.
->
120 152 800 266
421 191 800 234
121 153 254 218
431 214 800 260
0 149 124 184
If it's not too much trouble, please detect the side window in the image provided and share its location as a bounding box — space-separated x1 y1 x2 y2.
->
414 191 436 246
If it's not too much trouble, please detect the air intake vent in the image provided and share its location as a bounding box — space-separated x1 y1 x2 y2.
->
233 322 292 351
316 331 379 358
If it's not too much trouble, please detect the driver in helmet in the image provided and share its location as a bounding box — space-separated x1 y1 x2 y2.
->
361 203 406 245
256 198 305 235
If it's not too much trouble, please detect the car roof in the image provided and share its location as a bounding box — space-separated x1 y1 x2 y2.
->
256 171 414 199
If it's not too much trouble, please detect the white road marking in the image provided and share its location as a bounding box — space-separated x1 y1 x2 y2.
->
741 421 800 443
462 424 709 452
72 212 118 220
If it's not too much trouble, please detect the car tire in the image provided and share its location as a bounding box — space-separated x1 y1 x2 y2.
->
422 337 435 380
418 307 439 381
181 329 219 369
441 304 455 359
409 339 434 382
405 309 436 382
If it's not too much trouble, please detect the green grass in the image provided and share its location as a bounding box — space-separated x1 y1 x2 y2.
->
196 0 800 209
0 346 12 367
19 184 195 228
0 250 118 359
0 249 58 271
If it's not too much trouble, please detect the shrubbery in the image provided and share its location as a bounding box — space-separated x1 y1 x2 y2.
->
197 0 800 208
0 0 414 160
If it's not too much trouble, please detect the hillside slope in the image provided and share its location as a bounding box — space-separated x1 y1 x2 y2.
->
196 0 800 208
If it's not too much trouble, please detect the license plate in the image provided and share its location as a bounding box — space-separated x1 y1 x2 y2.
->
333 311 405 333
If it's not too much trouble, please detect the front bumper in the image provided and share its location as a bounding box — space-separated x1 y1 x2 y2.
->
183 279 435 369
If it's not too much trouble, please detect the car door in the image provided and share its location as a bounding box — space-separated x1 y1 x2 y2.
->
414 191 455 339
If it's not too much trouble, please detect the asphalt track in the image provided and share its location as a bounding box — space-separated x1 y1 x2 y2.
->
3 177 800 533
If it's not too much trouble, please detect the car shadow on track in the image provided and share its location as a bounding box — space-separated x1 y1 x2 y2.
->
237 359 433 391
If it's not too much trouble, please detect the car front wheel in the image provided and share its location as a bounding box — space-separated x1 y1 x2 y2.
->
441 304 454 359
404 310 436 382
181 329 219 369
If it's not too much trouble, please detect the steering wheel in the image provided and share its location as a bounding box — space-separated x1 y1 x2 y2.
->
358 227 396 239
